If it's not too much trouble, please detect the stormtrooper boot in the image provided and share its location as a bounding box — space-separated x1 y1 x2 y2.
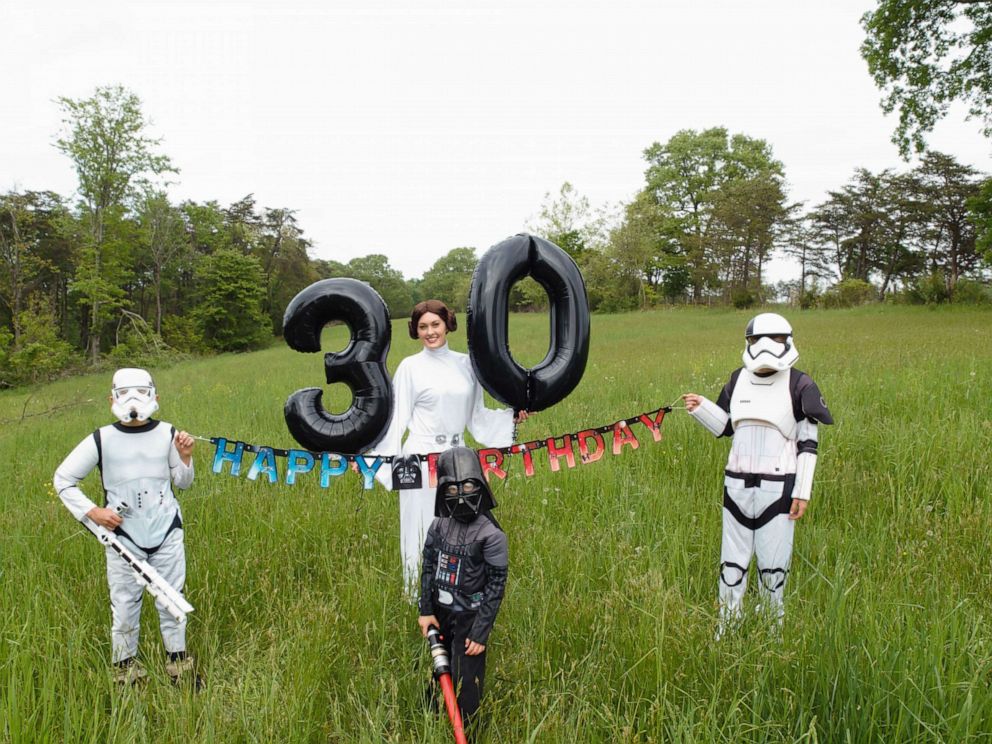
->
165 653 202 689
113 658 147 686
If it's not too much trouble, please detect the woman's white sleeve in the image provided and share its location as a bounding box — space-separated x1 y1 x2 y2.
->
370 360 415 488
53 435 100 521
466 379 514 448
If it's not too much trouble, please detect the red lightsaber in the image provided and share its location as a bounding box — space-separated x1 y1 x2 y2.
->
426 625 468 744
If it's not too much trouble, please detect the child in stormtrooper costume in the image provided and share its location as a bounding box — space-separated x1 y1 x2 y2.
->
417 446 508 724
54 368 196 684
372 300 526 594
682 313 832 631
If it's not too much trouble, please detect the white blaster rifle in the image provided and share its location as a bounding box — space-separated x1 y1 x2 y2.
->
81 503 193 623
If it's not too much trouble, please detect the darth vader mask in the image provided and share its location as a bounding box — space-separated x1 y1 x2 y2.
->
434 446 496 523
390 454 423 490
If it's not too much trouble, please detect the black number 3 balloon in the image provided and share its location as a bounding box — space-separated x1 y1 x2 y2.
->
282 278 393 453
467 234 590 412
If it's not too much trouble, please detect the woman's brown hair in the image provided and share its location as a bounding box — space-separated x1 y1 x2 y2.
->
408 299 458 339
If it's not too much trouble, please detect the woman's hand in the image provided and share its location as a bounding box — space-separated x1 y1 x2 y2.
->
681 394 702 412
513 410 530 424
465 638 486 656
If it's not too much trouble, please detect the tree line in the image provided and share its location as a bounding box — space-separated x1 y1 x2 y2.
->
1 85 991 388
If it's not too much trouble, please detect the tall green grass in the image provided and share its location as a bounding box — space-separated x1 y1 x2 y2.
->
2 306 990 742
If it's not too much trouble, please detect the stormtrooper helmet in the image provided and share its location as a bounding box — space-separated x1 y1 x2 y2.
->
435 447 496 523
742 313 799 373
111 367 159 423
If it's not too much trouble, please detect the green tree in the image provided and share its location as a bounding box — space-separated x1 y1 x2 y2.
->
642 127 786 301
225 194 262 255
967 177 992 262
55 85 176 361
528 182 600 259
709 174 790 296
137 192 186 334
0 299 77 387
194 249 269 352
0 191 70 342
345 254 413 318
313 258 349 278
418 247 477 311
912 151 983 292
255 207 316 333
182 200 232 256
861 0 992 157
780 214 834 296
810 169 893 282
809 168 928 296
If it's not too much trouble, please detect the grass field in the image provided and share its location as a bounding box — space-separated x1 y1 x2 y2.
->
2 305 991 743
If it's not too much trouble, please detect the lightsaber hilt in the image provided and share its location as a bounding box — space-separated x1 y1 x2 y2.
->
426 625 451 679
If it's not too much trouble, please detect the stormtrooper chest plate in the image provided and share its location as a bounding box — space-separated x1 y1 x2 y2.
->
729 370 797 439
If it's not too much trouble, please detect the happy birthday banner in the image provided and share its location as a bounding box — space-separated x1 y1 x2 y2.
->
209 406 671 491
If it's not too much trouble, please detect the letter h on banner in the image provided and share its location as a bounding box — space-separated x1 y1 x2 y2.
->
212 438 246 476
546 435 576 472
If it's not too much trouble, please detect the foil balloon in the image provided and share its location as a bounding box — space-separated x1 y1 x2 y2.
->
282 278 392 453
467 234 589 412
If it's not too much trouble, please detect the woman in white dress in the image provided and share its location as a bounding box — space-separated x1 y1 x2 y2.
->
374 299 528 592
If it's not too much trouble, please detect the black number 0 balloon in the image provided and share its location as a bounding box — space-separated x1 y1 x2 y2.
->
467 234 590 412
282 278 393 453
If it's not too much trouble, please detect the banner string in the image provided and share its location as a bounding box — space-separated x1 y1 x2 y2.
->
193 405 674 464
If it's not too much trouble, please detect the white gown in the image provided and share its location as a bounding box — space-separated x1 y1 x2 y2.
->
372 343 514 591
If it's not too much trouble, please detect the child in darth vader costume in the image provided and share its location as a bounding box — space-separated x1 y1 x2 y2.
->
682 313 833 633
417 446 508 723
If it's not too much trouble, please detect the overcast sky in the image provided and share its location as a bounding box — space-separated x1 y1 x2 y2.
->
2 0 990 283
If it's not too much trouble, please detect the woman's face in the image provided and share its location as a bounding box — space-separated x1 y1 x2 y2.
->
417 311 448 349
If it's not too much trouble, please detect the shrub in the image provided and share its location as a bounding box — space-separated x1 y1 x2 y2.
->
194 250 270 352
820 279 876 308
161 314 205 353
798 289 819 309
0 326 12 387
1 305 78 386
731 288 758 309
951 279 992 305
904 273 951 305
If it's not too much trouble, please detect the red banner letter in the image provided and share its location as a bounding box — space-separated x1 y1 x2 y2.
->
577 429 605 464
478 448 507 481
513 442 537 477
426 453 439 488
611 422 640 455
546 435 576 472
638 409 667 443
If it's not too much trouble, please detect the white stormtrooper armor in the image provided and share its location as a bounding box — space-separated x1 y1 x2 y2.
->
689 316 831 629
55 416 194 663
